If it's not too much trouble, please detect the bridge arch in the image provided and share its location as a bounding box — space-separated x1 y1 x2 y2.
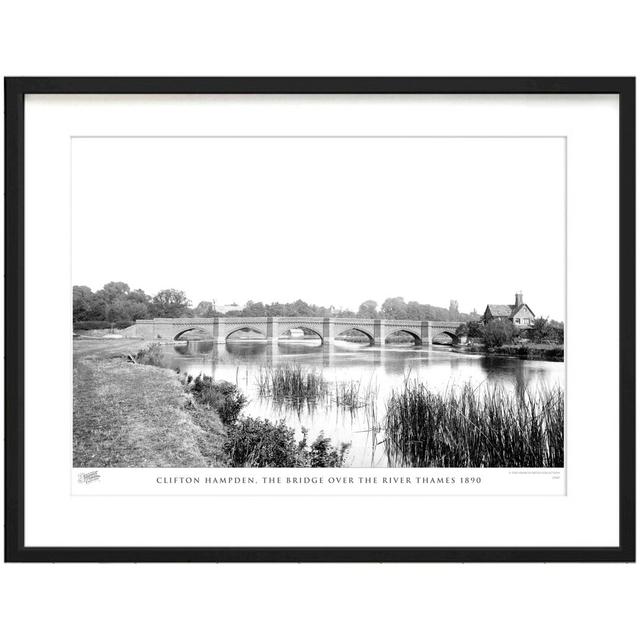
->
224 326 267 342
334 326 375 345
432 330 459 345
384 329 422 346
277 325 324 342
174 327 210 341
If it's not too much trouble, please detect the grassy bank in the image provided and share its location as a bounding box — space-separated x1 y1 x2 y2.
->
455 342 564 361
74 356 226 467
74 339 350 468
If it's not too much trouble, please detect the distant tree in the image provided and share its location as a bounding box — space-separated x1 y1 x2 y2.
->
152 289 191 317
548 320 565 344
483 319 517 348
98 281 130 303
73 285 96 322
456 320 484 341
381 296 408 320
128 288 151 305
71 283 483 325
105 299 147 323
265 302 285 317
406 301 423 321
289 299 313 317
527 318 564 344
193 300 217 317
73 282 154 324
357 300 378 318
236 300 264 317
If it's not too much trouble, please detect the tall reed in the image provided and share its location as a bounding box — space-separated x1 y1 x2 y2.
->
384 381 564 468
333 379 379 410
256 364 328 404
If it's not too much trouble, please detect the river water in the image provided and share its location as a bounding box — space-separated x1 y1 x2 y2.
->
163 339 564 468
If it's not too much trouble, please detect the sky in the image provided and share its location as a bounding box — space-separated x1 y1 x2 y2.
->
72 136 565 320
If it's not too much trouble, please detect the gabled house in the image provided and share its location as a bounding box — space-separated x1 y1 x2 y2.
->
483 292 535 327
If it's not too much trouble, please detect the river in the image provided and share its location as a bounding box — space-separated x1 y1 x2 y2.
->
163 339 564 468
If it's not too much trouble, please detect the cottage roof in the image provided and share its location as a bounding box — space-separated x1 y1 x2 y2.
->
485 303 535 319
486 304 514 317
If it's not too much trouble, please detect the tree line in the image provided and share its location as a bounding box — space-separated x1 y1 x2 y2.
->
456 318 564 346
73 282 480 326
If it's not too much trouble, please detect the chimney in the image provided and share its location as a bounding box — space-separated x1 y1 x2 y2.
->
515 291 523 307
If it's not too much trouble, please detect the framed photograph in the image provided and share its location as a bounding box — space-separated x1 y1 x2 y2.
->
5 77 635 562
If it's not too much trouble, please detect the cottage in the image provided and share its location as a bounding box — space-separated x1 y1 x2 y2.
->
483 292 535 327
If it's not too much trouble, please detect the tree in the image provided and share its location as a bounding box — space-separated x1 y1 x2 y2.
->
381 296 408 320
98 281 130 303
483 319 517 348
128 288 151 305
456 320 483 341
406 300 423 320
357 300 378 318
527 318 564 344
548 320 565 344
73 285 96 322
152 289 191 317
193 300 216 317
289 299 313 317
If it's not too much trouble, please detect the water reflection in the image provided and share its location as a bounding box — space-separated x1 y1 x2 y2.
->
166 339 564 468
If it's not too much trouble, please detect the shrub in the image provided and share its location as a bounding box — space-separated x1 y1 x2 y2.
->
224 417 300 467
223 418 350 468
306 432 350 467
190 375 246 425
135 343 166 367
527 318 564 344
483 319 517 348
456 320 483 340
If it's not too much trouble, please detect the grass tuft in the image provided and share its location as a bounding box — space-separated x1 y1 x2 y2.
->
256 364 328 404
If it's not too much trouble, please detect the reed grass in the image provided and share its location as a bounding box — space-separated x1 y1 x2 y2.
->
256 364 329 404
384 380 564 467
333 379 379 410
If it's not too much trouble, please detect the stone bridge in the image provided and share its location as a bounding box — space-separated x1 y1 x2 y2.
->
125 317 464 346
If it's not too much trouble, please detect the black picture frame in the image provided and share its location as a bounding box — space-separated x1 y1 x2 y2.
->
4 77 635 563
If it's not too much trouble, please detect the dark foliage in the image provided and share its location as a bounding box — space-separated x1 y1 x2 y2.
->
482 319 517 347
189 375 247 425
223 419 350 468
73 281 482 325
224 417 301 467
525 318 564 344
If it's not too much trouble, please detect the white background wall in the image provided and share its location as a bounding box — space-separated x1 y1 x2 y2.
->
1 2 637 639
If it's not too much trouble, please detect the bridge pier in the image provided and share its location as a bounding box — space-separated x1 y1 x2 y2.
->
322 318 335 345
421 321 433 348
266 317 279 344
373 319 385 347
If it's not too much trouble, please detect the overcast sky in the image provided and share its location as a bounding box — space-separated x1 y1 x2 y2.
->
72 136 565 320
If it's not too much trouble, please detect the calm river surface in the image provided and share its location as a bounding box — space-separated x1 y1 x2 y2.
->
163 339 564 468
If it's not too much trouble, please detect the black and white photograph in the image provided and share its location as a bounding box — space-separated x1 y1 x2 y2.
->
72 135 565 471
6 77 632 565
2 2 638 638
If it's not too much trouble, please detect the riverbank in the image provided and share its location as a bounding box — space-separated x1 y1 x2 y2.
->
73 338 226 467
73 338 350 468
453 342 564 362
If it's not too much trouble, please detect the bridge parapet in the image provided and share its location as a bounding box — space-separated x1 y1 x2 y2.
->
130 317 464 345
